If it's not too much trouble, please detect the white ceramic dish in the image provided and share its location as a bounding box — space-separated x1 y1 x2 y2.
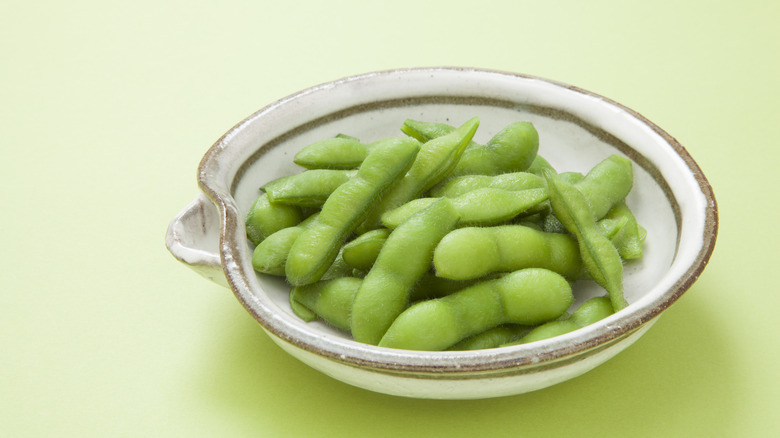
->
166 67 717 399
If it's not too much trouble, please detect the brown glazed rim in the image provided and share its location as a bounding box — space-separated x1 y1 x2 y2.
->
197 67 718 375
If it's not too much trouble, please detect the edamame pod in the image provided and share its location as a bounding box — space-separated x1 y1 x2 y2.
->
433 225 582 280
505 296 614 345
448 325 530 351
544 170 628 310
245 193 303 245
294 137 369 169
449 121 539 177
351 198 460 345
401 119 481 149
602 202 646 260
429 171 545 198
263 169 356 207
251 214 318 275
575 155 633 220
527 155 556 175
381 187 549 228
290 277 363 331
355 117 479 233
378 268 573 351
341 228 391 271
285 137 420 286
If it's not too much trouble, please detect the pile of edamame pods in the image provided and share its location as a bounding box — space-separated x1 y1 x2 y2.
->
245 117 646 351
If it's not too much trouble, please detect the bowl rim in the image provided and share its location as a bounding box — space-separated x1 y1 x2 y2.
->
196 66 718 374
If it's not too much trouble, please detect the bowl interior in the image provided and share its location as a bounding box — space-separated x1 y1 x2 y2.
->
232 103 675 337
199 68 715 371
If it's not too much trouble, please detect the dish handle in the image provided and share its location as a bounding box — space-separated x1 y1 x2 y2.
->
165 193 229 287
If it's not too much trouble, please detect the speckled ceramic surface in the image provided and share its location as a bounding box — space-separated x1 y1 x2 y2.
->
166 67 717 399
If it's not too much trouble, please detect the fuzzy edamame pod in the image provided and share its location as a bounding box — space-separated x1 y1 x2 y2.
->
433 225 582 281
245 193 303 245
449 121 539 177
381 187 549 229
378 268 573 351
575 155 633 220
293 137 369 170
448 325 530 351
527 155 556 176
290 277 363 331
429 171 546 198
355 117 479 233
544 170 628 310
602 202 646 260
252 214 319 275
401 119 481 149
341 228 391 271
351 198 460 345
285 137 420 286
262 169 356 207
505 296 614 345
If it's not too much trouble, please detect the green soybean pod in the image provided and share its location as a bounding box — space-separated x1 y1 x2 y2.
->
433 225 583 281
341 228 391 271
381 188 549 229
544 170 628 310
401 119 481 149
245 193 303 246
575 155 633 220
355 117 479 233
263 169 356 207
448 325 530 351
506 296 614 345
285 137 420 286
598 216 630 240
527 154 556 176
409 273 487 302
251 214 319 275
290 277 363 331
293 137 369 170
429 171 545 198
378 268 573 351
401 119 456 142
351 198 460 345
601 201 646 260
449 121 539 177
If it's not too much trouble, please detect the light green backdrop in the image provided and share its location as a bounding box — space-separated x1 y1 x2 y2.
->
2 1 778 436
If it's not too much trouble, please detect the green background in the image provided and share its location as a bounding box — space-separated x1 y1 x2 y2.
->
2 1 778 436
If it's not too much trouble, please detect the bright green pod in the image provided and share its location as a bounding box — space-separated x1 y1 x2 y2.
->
505 296 614 345
251 214 324 276
526 154 556 176
544 170 628 310
409 273 489 302
429 171 546 198
575 155 633 220
448 325 530 351
245 193 303 246
449 121 539 177
290 277 363 331
433 225 582 281
378 268 573 351
341 228 391 271
263 169 356 208
293 137 369 169
401 119 481 149
381 187 549 228
285 137 420 286
351 198 460 345
355 117 479 233
601 201 646 260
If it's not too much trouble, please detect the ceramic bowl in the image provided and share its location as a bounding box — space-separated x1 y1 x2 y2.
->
165 67 717 399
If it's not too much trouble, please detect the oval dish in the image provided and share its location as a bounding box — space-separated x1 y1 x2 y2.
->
166 67 717 399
